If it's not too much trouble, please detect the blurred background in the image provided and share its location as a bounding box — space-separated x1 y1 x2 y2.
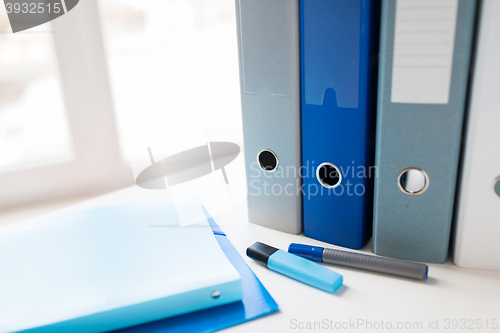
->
0 0 243 212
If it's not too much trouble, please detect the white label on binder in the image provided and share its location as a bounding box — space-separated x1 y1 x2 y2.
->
391 0 458 104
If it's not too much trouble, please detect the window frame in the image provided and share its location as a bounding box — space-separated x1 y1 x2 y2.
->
0 0 133 208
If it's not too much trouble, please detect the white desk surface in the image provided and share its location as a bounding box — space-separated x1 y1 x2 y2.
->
2 186 500 333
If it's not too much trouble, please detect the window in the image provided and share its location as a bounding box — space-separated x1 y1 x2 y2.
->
0 23 74 172
98 0 242 176
0 0 133 207
0 0 243 209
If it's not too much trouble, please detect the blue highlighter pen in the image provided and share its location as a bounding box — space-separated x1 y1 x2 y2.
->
246 242 343 293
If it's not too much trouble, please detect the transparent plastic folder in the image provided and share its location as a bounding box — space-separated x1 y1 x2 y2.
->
0 200 242 332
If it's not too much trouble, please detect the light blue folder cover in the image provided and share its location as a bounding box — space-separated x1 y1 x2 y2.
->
0 201 278 332
115 209 279 333
0 200 277 332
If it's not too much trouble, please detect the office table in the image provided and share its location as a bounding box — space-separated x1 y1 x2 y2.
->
2 185 500 333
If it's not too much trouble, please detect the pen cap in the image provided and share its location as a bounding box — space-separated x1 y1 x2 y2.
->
246 242 279 266
288 243 324 262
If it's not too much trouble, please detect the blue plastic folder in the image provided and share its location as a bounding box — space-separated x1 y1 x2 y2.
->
115 208 279 333
0 201 278 332
301 0 380 249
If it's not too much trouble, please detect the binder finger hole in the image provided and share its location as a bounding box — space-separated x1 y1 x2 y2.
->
398 168 429 195
316 162 342 188
493 177 500 199
257 149 278 172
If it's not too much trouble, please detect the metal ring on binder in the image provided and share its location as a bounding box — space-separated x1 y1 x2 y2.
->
316 162 342 189
257 149 279 172
397 168 430 195
492 176 500 199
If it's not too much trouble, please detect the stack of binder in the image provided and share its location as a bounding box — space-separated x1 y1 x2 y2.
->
237 0 498 268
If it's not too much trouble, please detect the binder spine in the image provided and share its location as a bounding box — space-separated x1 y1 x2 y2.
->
373 0 477 263
235 0 302 234
301 0 380 249
453 0 500 270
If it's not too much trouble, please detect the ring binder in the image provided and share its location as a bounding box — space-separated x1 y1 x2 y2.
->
373 0 477 263
301 0 380 249
236 0 302 234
